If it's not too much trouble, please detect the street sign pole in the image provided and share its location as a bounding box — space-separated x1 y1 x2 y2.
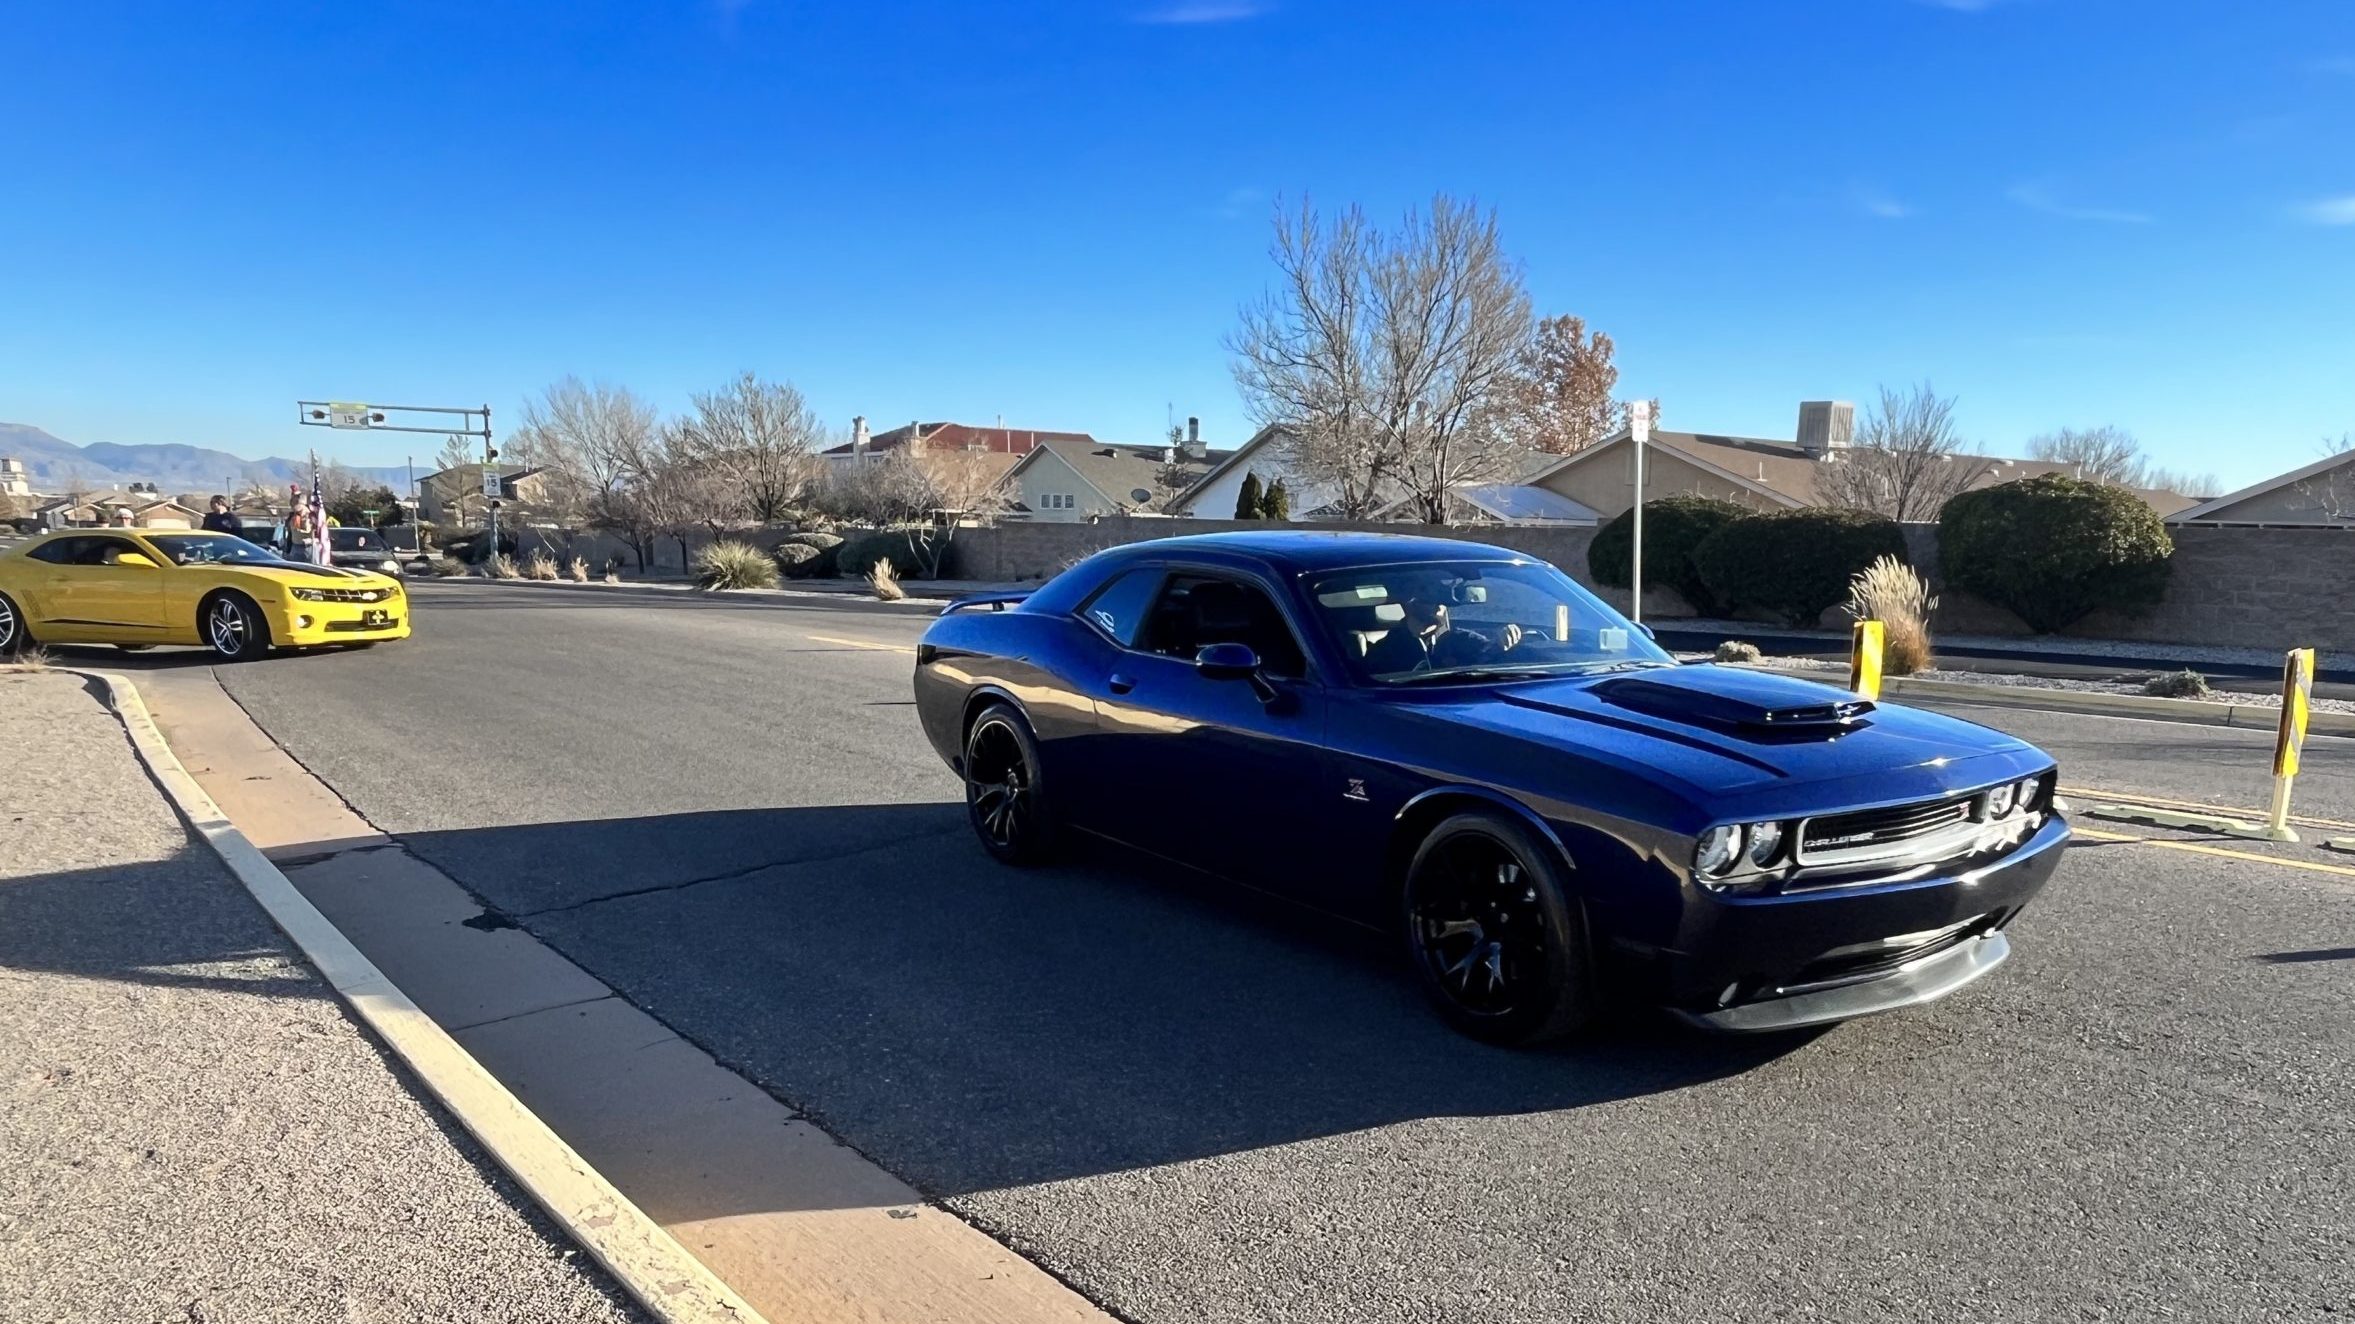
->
1628 401 1653 625
482 406 500 560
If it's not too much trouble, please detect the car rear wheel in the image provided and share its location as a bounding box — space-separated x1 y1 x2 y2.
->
1402 811 1595 1046
0 592 31 658
963 704 1055 865
202 592 271 663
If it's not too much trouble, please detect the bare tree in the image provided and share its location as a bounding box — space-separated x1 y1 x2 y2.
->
817 448 938 526
2296 432 2355 520
2143 465 2221 499
1814 383 1991 521
2027 425 2143 485
1493 314 1621 455
668 372 826 524
1230 195 1535 523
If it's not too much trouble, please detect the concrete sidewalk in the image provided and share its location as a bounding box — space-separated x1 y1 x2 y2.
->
0 670 651 1324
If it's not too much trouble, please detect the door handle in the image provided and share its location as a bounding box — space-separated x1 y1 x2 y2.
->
1107 672 1135 695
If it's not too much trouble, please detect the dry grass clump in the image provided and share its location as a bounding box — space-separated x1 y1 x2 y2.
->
1843 555 1937 675
524 549 559 581
695 540 781 591
483 552 521 580
868 559 906 602
2143 669 2213 700
1 643 51 673
1714 640 1762 664
428 555 468 578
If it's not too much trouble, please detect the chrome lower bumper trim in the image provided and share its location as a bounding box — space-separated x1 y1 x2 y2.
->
1673 931 2012 1034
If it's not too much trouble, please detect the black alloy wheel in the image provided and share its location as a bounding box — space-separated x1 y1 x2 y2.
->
1402 811 1595 1046
963 704 1054 865
203 593 270 662
0 592 29 658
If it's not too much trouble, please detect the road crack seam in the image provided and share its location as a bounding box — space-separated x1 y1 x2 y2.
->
515 825 966 920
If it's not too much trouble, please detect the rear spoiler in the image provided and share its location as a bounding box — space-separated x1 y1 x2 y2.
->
939 590 1032 616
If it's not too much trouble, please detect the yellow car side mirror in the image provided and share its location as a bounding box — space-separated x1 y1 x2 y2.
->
112 552 158 569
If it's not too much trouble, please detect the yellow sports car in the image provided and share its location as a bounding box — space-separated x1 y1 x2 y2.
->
0 529 409 662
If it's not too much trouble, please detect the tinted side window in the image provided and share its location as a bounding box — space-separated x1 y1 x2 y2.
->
26 538 86 565
1076 567 1163 646
1140 574 1308 679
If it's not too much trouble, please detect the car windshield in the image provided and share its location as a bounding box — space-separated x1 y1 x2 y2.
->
1307 559 1675 685
330 528 384 551
144 533 294 566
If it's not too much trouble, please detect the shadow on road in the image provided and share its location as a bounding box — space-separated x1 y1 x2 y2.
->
382 801 1815 1214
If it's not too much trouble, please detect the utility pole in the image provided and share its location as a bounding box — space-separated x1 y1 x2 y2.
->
483 404 500 558
1628 400 1652 624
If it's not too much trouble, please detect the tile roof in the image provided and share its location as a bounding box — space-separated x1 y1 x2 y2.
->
821 422 1098 458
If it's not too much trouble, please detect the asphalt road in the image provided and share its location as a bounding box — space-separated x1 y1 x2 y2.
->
92 581 2355 1323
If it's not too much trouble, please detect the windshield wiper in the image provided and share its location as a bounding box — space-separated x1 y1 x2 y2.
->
1383 666 1575 687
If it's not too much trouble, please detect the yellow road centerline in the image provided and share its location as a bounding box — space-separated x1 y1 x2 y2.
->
804 633 917 655
2071 823 2355 879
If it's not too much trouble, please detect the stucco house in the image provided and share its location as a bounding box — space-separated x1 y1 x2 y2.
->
1169 425 1346 519
2166 447 2355 527
1521 402 2198 521
416 464 548 527
1001 436 1232 523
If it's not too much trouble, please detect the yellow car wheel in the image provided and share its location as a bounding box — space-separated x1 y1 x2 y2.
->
0 591 30 658
201 591 271 663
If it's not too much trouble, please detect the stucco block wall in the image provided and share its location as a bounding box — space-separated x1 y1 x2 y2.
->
1898 521 2355 653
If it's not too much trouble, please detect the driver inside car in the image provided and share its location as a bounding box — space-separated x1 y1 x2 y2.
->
1362 577 1524 674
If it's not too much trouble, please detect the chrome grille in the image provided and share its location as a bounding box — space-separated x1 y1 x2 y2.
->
1797 795 1974 864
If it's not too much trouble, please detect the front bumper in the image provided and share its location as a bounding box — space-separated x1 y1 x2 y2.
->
273 602 410 647
1632 813 2069 1033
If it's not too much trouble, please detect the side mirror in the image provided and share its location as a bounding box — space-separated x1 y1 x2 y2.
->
112 552 158 569
1196 641 1262 681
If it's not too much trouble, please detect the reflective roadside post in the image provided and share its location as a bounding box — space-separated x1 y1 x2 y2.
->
1850 620 1885 700
1628 400 1652 625
2267 647 2315 842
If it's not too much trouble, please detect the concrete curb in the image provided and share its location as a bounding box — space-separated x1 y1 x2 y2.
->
84 670 768 1324
410 574 953 611
1758 665 2355 737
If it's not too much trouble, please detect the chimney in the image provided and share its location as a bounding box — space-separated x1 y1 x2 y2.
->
851 415 869 459
1796 401 1854 456
1183 415 1205 459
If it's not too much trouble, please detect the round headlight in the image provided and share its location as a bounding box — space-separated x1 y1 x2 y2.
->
1746 820 1786 868
1695 825 1741 876
2014 777 2040 814
1987 782 2018 818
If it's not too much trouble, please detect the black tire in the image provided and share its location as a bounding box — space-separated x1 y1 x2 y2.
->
201 591 271 662
1401 811 1596 1046
0 591 31 659
962 703 1056 865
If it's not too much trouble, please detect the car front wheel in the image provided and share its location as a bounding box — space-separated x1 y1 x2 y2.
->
1402 811 1596 1046
963 704 1055 865
203 593 271 662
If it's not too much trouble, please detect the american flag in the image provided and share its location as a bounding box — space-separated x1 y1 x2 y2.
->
309 465 330 565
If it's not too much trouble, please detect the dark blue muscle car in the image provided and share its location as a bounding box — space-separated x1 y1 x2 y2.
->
914 531 2067 1045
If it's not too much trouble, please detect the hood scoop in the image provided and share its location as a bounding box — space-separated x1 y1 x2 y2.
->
1590 670 1875 733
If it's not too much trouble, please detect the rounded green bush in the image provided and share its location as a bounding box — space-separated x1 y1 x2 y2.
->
770 542 821 576
694 540 782 591
837 528 956 580
1938 474 2173 633
1587 494 1749 617
1693 508 1907 626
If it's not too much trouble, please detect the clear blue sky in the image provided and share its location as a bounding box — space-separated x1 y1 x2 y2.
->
2 1 2349 487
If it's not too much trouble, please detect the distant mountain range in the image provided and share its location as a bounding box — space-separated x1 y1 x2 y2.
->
1 422 413 497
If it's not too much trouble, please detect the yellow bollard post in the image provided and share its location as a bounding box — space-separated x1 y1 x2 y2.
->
1849 619 1885 700
2266 647 2315 842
